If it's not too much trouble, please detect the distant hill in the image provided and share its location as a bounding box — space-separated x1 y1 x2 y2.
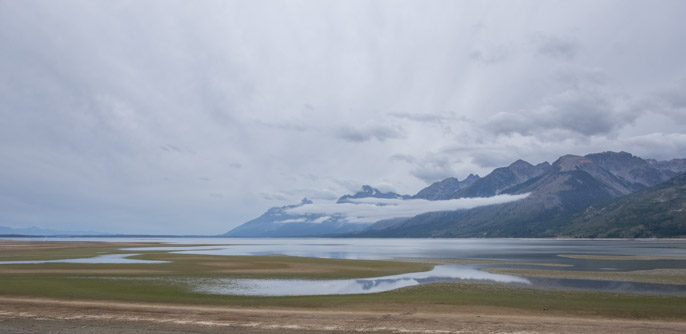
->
0 225 106 236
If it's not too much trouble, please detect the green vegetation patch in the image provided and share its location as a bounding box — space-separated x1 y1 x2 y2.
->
0 244 138 262
485 267 686 285
559 254 686 261
0 248 433 279
1 276 685 320
131 253 433 279
395 257 572 267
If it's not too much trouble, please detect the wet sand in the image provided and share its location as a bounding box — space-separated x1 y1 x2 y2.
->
2 296 686 334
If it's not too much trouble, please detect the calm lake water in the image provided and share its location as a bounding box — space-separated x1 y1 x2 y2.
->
6 237 686 296
0 253 168 265
122 237 686 271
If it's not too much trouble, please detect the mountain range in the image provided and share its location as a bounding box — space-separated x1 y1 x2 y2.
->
223 198 368 237
224 151 686 238
0 225 106 236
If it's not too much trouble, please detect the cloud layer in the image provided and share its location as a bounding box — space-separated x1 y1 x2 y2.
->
286 194 530 223
1 0 686 233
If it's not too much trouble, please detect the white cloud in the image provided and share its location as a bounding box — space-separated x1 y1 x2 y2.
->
285 194 530 224
312 216 331 224
279 218 307 224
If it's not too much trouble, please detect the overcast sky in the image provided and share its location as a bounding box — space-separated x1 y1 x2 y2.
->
2 0 686 234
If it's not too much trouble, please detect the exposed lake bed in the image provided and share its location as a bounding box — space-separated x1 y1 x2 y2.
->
1 238 686 333
2 238 686 295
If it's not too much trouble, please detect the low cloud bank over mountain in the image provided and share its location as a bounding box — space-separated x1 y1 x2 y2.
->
286 194 529 224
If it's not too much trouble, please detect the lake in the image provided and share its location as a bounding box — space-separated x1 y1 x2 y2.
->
7 237 686 296
121 237 686 270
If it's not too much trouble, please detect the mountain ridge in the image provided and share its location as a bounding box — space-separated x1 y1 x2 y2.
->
448 160 552 199
225 151 686 238
413 174 480 200
337 185 411 203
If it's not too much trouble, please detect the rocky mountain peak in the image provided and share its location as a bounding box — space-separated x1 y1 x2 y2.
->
554 155 592 172
585 151 670 187
648 158 686 176
508 159 533 170
508 159 550 182
585 151 642 166
464 174 480 183
337 185 409 203
413 174 482 200
352 185 376 196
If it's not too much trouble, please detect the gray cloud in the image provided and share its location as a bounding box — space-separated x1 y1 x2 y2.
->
532 33 580 60
389 112 455 124
389 154 417 164
335 125 404 142
393 155 460 184
551 66 606 88
619 133 686 160
287 194 530 223
535 89 616 135
470 150 524 169
410 162 457 184
469 47 510 64
656 78 686 116
260 192 289 202
255 120 310 132
485 88 631 137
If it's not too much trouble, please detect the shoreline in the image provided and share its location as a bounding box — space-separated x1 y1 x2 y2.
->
2 296 686 334
4 235 686 240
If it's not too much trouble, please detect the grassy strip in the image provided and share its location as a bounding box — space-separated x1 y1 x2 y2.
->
486 267 686 285
0 276 685 320
138 253 434 279
395 257 572 267
558 254 686 261
0 253 433 279
0 245 140 261
0 241 433 279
